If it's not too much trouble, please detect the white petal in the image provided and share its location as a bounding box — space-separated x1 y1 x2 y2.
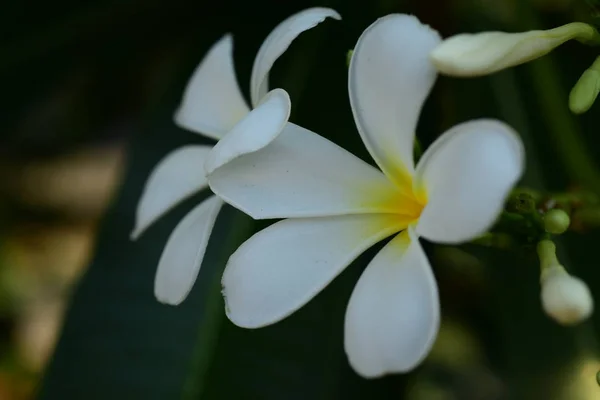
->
415 119 524 243
250 7 341 106
349 14 441 184
222 214 409 328
208 122 414 219
204 89 290 175
174 34 250 140
154 195 223 305
131 145 212 240
344 228 440 378
431 22 600 77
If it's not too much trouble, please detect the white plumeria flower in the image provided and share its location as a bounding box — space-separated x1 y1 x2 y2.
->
431 22 600 77
130 8 340 305
206 14 525 378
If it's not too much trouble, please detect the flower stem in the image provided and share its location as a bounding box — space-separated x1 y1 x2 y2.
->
537 239 559 271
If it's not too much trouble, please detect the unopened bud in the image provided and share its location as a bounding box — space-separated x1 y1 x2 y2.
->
541 265 593 325
431 22 600 77
543 209 570 234
569 56 600 114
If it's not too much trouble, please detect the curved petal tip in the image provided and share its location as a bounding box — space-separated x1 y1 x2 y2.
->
205 88 291 176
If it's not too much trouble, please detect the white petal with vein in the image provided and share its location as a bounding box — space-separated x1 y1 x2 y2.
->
344 228 440 378
174 35 250 140
349 14 441 183
222 214 406 328
250 7 341 106
208 122 405 219
415 119 524 243
154 195 223 305
131 145 212 240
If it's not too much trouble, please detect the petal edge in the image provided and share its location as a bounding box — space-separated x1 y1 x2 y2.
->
344 228 440 377
175 34 250 140
250 7 341 106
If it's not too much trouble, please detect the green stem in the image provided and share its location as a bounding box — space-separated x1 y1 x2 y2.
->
549 22 600 45
537 239 560 271
182 209 253 399
470 232 515 249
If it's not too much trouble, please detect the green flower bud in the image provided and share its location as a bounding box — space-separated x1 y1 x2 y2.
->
543 209 571 234
569 56 600 114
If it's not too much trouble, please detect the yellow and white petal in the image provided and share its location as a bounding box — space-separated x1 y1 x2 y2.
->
431 22 600 77
349 14 440 184
344 228 440 378
131 145 213 240
222 214 409 328
174 35 250 140
154 195 223 305
204 89 290 175
415 119 524 244
250 7 341 106
208 122 410 219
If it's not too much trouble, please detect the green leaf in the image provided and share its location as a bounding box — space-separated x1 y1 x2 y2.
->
38 103 253 398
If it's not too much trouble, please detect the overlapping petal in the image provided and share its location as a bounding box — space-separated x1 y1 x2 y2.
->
415 119 524 243
204 89 290 175
222 214 412 328
131 145 213 240
174 35 250 140
208 122 412 219
154 195 223 305
344 228 439 377
250 7 341 106
349 14 440 185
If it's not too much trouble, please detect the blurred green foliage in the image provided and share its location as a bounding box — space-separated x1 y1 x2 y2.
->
0 0 600 399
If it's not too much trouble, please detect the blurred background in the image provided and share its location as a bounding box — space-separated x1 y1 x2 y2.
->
2 0 600 399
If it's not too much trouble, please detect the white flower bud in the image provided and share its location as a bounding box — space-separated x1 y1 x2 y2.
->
431 22 600 77
540 266 594 326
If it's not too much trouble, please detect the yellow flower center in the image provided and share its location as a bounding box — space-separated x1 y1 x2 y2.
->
374 171 427 230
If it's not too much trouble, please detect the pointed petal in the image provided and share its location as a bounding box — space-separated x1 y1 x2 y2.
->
349 14 441 185
174 35 251 140
208 122 413 219
222 214 409 328
154 195 223 305
250 7 341 106
415 119 524 243
204 89 290 175
131 145 212 240
344 228 440 378
431 22 600 77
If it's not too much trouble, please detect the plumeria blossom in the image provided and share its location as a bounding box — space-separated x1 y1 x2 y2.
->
207 14 525 377
130 7 340 305
431 22 600 77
